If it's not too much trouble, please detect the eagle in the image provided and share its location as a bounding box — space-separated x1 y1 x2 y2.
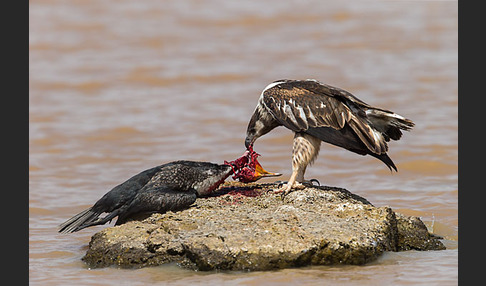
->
245 79 415 194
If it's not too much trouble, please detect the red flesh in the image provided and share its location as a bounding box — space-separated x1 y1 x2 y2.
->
224 146 262 183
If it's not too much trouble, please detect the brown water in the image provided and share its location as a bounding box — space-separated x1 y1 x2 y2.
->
29 0 458 284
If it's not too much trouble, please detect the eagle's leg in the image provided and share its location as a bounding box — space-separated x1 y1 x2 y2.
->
276 132 321 195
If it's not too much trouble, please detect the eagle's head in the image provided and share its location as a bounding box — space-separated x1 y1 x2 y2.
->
245 97 281 149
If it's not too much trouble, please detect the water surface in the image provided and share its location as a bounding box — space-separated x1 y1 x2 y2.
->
30 1 458 284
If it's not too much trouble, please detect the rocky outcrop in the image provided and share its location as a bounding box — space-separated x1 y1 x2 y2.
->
82 182 445 270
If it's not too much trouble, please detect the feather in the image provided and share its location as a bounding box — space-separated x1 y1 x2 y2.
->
246 79 414 173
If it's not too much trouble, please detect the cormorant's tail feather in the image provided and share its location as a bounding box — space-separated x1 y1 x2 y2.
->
58 207 97 233
58 207 118 233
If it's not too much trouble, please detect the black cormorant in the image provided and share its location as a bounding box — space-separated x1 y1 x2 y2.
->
59 150 279 233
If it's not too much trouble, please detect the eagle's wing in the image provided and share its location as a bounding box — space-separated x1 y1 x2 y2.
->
261 80 388 154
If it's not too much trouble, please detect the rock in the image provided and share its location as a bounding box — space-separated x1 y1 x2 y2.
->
82 182 445 270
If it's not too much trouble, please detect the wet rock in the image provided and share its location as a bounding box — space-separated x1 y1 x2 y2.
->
82 182 445 270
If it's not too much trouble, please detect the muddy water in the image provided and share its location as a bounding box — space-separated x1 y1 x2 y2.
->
30 0 458 284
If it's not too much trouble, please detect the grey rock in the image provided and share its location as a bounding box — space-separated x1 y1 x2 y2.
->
82 182 445 270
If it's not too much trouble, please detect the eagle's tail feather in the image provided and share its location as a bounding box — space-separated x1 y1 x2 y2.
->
366 109 415 141
370 152 397 172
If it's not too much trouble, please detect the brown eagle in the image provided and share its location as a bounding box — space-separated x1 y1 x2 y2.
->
245 79 414 193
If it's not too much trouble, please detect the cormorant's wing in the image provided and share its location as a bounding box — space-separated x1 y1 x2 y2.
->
261 79 388 154
115 185 197 225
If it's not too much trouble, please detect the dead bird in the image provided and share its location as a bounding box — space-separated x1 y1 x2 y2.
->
58 150 279 233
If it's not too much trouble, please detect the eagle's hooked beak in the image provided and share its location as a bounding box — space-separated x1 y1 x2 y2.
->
245 136 254 149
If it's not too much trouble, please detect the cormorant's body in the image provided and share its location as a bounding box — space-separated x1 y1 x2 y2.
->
245 79 414 193
59 161 233 233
